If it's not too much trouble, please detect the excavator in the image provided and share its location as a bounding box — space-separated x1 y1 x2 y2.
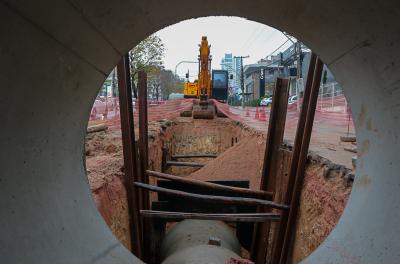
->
183 36 230 119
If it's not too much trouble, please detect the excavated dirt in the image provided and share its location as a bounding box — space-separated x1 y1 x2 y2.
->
85 119 173 250
85 115 354 263
187 133 265 189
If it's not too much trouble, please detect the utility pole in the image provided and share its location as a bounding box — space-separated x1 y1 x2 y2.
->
296 41 302 112
235 55 249 108
296 41 302 79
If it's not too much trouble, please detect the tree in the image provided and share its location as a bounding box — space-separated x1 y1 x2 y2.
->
147 66 162 101
159 69 184 99
129 34 165 98
145 66 184 100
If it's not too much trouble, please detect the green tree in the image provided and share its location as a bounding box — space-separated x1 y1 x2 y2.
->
129 34 165 98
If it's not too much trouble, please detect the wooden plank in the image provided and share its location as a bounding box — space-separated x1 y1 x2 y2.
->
252 78 290 264
166 161 204 167
140 210 281 222
147 170 272 199
171 153 218 159
134 182 289 210
87 124 108 133
116 55 143 258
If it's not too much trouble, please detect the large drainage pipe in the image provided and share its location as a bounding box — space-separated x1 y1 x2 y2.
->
160 220 242 264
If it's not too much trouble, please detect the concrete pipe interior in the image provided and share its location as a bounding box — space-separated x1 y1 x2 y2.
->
1 1 399 263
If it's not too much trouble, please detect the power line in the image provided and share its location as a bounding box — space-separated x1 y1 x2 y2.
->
265 39 290 58
240 25 264 51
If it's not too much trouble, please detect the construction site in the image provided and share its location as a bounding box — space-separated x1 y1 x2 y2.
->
1 1 400 264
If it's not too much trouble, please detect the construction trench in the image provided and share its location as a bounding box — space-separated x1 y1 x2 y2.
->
1 1 400 264
86 115 353 263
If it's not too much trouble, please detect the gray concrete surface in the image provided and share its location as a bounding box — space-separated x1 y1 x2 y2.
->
0 0 399 263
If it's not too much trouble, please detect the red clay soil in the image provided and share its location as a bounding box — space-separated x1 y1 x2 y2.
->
291 163 351 263
85 119 170 250
85 126 131 249
187 134 266 190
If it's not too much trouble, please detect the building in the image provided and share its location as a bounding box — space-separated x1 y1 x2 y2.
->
221 53 246 99
233 56 242 95
243 57 284 101
242 43 340 102
220 53 233 88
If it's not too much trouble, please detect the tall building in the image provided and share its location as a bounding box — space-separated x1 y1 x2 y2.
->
221 53 233 71
220 53 234 93
233 56 242 95
221 53 248 99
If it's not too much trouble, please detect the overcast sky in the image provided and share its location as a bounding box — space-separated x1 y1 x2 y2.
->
156 16 292 81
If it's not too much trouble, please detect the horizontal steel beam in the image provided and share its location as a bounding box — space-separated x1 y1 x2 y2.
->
171 154 218 159
146 170 272 199
166 161 204 167
134 182 289 210
140 210 281 222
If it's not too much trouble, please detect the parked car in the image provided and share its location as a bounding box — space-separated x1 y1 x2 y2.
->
288 95 297 104
260 97 272 106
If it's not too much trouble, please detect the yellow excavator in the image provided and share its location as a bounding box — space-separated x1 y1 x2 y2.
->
183 36 230 119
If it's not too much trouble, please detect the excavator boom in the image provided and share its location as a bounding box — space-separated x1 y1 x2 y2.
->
182 36 229 119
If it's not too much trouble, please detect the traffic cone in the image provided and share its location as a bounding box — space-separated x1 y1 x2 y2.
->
245 107 250 117
255 105 259 119
260 106 267 121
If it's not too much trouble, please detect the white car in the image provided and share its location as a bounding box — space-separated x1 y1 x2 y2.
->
260 97 272 106
288 95 297 104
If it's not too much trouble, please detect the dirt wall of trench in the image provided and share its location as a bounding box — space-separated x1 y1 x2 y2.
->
85 119 175 251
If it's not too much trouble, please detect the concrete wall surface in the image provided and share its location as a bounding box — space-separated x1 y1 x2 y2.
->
0 0 399 263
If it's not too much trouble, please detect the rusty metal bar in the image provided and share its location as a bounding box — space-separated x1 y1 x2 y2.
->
260 78 290 191
278 54 324 264
140 210 281 222
134 182 289 210
271 53 318 264
146 170 273 199
117 55 143 258
251 78 290 264
137 70 150 262
138 70 149 209
165 160 204 168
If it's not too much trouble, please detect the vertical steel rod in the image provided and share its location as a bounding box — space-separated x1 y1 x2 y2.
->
251 78 290 264
138 70 150 262
278 54 323 264
271 52 317 263
117 55 143 258
138 70 149 209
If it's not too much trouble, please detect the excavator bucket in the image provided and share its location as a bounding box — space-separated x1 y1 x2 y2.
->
192 99 215 119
